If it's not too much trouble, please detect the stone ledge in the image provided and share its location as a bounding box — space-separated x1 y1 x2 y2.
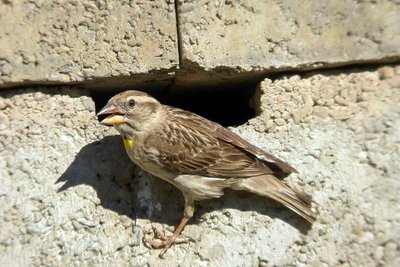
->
176 0 400 87
0 1 178 90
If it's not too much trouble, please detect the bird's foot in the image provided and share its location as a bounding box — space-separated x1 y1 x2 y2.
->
143 228 190 258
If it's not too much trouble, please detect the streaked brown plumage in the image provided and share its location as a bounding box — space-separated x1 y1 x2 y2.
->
97 90 317 257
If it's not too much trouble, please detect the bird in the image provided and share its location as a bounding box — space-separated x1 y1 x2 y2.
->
97 90 317 257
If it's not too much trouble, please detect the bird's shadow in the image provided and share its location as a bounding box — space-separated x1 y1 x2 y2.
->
56 135 311 234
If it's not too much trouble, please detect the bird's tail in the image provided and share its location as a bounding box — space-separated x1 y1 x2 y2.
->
233 174 317 223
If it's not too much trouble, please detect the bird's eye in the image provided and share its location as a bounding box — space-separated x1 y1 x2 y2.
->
128 99 135 108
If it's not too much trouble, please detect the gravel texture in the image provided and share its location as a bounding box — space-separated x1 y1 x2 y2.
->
0 0 178 90
180 0 400 68
176 0 400 87
0 66 399 266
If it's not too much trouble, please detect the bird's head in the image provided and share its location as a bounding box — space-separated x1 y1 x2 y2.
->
97 90 162 137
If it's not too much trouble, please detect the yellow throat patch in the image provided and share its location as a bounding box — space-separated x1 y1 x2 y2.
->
123 138 135 151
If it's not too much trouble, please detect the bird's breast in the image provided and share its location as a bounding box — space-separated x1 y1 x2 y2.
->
122 139 176 181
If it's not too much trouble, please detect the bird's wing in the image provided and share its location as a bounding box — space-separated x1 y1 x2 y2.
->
145 107 296 178
214 124 298 173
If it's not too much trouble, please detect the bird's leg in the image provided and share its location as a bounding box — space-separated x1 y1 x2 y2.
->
143 198 195 258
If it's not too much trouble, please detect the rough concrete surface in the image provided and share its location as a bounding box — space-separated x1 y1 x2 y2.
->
0 0 178 90
1 1 400 91
0 66 399 266
176 0 400 87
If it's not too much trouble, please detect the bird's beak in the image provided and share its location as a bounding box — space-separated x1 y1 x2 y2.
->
97 104 125 126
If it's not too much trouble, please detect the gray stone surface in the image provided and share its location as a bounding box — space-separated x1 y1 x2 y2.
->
1 66 399 266
0 1 178 90
176 0 400 87
1 1 400 91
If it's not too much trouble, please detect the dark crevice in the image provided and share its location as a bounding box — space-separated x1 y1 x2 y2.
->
161 83 258 126
1 57 398 91
174 0 183 67
91 82 258 127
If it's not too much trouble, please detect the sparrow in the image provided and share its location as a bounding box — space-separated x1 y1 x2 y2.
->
97 90 317 257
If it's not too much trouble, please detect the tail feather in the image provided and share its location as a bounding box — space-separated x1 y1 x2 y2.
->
235 175 317 224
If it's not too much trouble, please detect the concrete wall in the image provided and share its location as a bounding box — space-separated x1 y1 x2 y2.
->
1 0 399 90
1 1 399 266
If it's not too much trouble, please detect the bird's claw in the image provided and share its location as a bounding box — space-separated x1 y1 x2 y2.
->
143 228 190 258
